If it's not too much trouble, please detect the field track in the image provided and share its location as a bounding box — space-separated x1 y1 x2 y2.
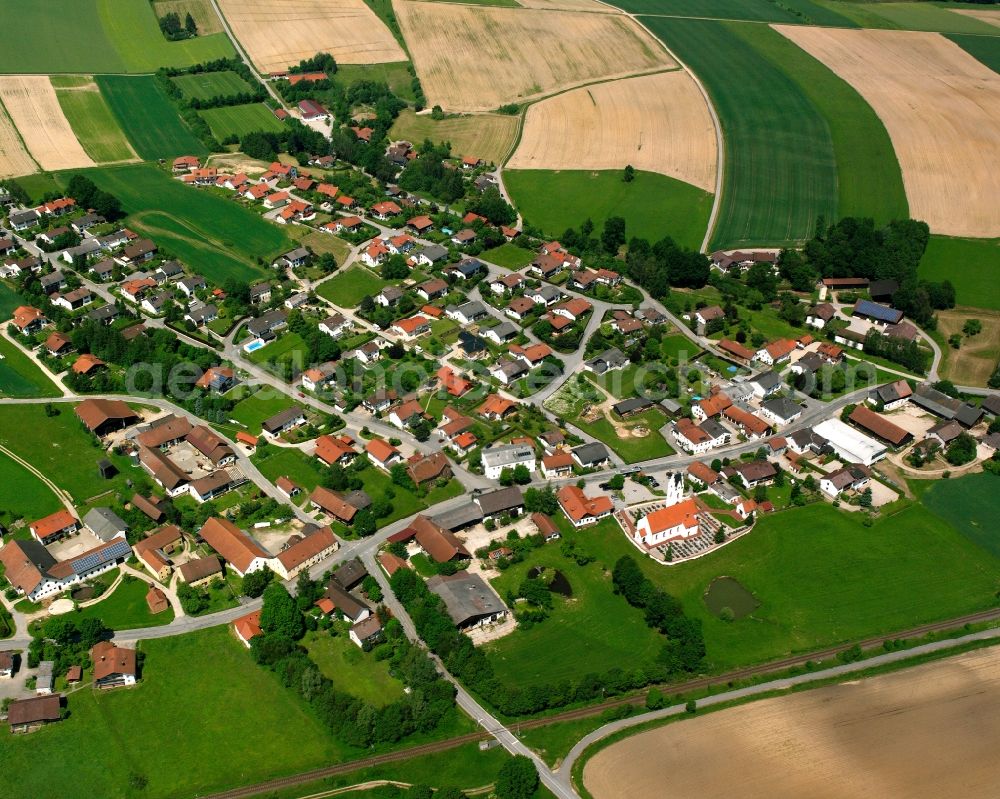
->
585 645 1000 799
394 0 674 111
217 0 406 72
0 76 93 171
200 605 1000 799
776 26 1000 239
508 71 717 192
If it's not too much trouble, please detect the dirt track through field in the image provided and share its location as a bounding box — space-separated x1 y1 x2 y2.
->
774 26 1000 239
0 99 36 178
394 0 674 111
0 76 93 171
217 0 407 72
508 71 716 191
585 646 1000 799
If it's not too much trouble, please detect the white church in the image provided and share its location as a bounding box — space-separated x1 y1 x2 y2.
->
633 473 701 548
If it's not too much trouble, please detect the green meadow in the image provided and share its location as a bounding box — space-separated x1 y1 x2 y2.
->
97 76 207 160
199 103 287 140
505 169 712 250
919 236 1000 311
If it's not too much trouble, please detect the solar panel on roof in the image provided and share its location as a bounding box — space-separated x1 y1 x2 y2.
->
71 540 131 574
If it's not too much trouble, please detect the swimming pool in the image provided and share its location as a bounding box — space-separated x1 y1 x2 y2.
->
244 339 265 353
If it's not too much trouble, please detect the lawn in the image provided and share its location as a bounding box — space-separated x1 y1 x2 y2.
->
336 62 418 103
254 447 327 502
54 83 136 163
643 18 838 249
652 501 1000 670
481 243 535 270
200 103 287 140
505 169 712 251
918 236 1000 311
0 626 352 799
948 33 1000 73
585 363 649 401
304 630 406 706
486 517 664 687
935 308 1000 386
0 334 61 397
316 267 392 308
74 574 175 630
59 162 285 283
0 403 144 508
0 281 26 320
390 109 519 165
547 382 674 463
247 331 309 367
228 391 298 435
171 70 254 101
609 0 856 26
97 75 207 159
661 333 700 361
0 0 232 74
0 450 62 526
922 473 1000 559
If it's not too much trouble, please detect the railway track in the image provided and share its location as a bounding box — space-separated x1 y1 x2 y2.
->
202 606 1000 799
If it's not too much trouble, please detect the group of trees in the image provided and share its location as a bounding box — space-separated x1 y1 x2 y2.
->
802 217 952 328
398 141 466 203
28 616 112 677
158 11 197 40
251 582 457 748
66 174 123 221
624 236 710 299
240 121 330 165
611 556 706 674
863 328 930 374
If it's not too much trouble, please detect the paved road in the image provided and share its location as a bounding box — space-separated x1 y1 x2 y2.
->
557 626 1000 794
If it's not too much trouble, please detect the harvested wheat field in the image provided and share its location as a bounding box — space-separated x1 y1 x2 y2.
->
394 0 673 111
0 103 36 178
952 8 1000 29
508 71 716 192
0 77 93 171
516 0 621 11
585 646 1000 799
775 26 1000 239
390 109 519 165
217 0 406 72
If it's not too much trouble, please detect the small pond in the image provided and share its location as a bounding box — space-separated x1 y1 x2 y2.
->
526 566 573 597
703 576 759 619
71 586 95 601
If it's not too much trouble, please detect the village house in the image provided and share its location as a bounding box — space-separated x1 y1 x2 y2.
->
92 642 137 689
557 485 613 527
273 526 338 580
427 571 507 630
261 407 306 438
482 444 536 480
820 464 871 498
366 439 403 471
198 518 273 577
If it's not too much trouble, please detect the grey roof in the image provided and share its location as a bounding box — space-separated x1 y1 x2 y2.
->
494 359 528 380
9 209 40 225
700 419 729 440
431 502 483 531
178 275 206 292
530 285 562 303
281 247 310 262
751 371 783 390
613 397 653 416
90 258 116 276
417 244 448 263
64 239 101 259
458 331 487 353
261 406 305 433
482 444 534 470
911 386 960 419
249 282 271 299
186 304 218 324
247 310 287 336
572 442 610 466
789 428 827 451
427 571 506 627
323 580 370 622
982 395 1000 417
333 558 368 590
87 304 118 322
955 403 984 428
83 507 128 542
761 397 802 421
475 486 524 516
40 270 65 288
448 300 487 320
488 320 518 340
586 348 628 374
157 260 183 277
448 257 482 276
